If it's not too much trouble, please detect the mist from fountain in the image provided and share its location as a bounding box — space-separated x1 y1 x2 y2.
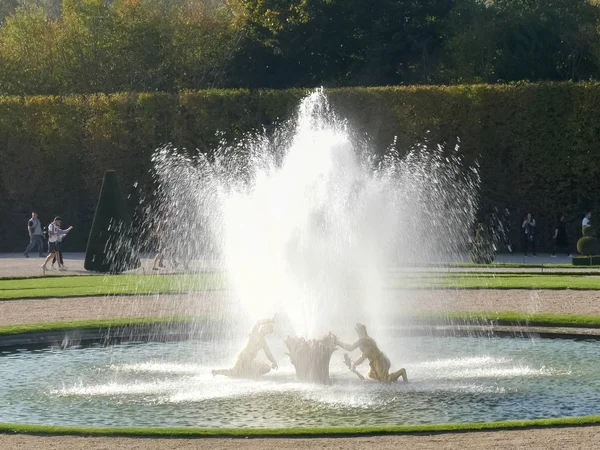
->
151 90 480 340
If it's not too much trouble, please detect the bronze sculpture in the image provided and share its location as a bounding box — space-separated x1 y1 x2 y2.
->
211 319 278 378
334 323 408 382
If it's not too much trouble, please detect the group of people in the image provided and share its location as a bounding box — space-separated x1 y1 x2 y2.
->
23 212 73 275
521 211 592 257
212 319 408 383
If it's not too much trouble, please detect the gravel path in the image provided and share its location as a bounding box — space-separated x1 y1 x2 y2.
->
0 292 228 326
1 289 599 327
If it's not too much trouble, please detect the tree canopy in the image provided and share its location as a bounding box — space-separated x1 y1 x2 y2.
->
1 0 600 94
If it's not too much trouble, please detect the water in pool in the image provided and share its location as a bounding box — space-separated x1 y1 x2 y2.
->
1 335 598 428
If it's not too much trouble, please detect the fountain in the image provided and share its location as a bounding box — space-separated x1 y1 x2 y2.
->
1 91 599 429
149 89 479 383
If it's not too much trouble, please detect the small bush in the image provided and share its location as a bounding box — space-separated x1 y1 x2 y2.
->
576 236 600 256
582 225 595 236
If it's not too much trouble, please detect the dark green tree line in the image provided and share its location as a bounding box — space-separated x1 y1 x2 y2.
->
1 1 600 93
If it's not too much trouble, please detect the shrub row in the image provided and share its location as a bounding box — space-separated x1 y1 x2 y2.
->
1 83 600 252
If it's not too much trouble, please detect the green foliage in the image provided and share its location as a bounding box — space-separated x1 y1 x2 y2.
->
84 170 140 273
583 225 595 236
441 0 600 84
1 83 600 251
577 236 600 256
2 1 600 92
0 0 237 94
228 0 453 87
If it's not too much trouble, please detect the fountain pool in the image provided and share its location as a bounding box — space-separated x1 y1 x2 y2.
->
1 333 598 428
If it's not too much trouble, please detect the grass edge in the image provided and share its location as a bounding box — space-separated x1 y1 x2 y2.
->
0 415 598 437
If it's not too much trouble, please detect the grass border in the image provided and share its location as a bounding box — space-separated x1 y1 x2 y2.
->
0 415 598 437
450 262 600 269
0 317 197 336
430 311 600 328
3 272 600 301
1 312 600 337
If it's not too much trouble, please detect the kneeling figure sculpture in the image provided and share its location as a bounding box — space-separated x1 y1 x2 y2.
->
335 323 408 382
212 319 278 378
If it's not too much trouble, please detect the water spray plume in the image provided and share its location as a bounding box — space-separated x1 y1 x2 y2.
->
152 90 480 338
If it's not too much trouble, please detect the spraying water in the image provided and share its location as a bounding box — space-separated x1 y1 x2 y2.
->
152 90 480 338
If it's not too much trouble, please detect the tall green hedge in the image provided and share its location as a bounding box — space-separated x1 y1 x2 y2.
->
1 83 600 252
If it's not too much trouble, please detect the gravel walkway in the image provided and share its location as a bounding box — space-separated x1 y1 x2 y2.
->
1 289 599 327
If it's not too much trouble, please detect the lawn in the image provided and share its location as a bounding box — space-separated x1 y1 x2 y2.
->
0 273 224 299
1 312 599 336
0 272 599 300
389 272 600 290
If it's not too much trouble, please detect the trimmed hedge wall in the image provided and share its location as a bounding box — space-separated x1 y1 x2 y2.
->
1 83 600 252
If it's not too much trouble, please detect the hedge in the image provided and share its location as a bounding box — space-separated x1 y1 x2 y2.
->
1 83 600 252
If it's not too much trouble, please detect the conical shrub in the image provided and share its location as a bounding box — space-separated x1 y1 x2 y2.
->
84 170 140 273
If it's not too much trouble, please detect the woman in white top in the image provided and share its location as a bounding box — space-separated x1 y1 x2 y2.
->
582 211 592 230
41 217 73 275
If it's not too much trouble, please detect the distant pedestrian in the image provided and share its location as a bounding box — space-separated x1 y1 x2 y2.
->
24 212 45 258
522 212 536 256
551 213 570 257
582 211 592 231
41 217 73 275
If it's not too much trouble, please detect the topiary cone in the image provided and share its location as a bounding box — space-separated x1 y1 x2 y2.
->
84 170 140 273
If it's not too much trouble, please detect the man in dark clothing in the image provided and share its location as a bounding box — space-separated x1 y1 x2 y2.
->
522 212 536 256
551 213 570 257
24 212 45 257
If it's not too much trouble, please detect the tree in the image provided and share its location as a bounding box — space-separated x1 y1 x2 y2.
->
439 0 600 84
84 170 140 273
0 5 59 94
57 0 118 93
227 0 455 87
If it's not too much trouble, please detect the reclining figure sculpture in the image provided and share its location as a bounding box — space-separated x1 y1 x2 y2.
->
212 319 278 378
334 323 408 382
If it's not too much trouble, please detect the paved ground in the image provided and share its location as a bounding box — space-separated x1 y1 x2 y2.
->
0 253 598 450
0 252 589 278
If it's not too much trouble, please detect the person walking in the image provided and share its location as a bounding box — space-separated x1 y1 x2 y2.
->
582 211 592 231
551 213 570 257
51 233 66 270
24 212 45 258
522 212 536 256
41 217 72 275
